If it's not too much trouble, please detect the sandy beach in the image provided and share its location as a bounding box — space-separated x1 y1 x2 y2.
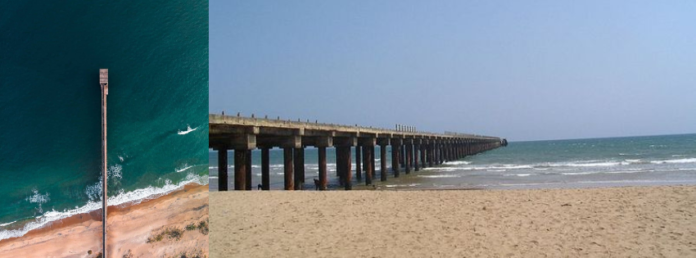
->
211 186 696 257
0 184 209 258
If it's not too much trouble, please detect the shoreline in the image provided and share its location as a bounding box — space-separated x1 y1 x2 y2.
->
211 185 696 257
0 183 209 258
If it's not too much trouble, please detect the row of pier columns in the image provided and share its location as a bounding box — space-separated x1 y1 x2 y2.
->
214 137 502 191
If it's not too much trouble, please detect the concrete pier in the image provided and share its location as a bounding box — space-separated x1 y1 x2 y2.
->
99 69 108 258
209 114 505 190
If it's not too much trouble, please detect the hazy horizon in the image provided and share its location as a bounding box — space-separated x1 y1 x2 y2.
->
210 1 696 141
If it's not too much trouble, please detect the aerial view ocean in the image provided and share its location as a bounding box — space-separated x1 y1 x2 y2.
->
209 134 696 191
0 1 208 241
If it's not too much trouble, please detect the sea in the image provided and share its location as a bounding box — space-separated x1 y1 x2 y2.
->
0 1 208 241
209 134 696 191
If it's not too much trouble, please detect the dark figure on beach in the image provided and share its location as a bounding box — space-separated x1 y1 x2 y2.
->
257 184 262 190
314 178 321 190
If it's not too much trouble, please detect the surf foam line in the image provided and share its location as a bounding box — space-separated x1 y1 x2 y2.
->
0 173 208 242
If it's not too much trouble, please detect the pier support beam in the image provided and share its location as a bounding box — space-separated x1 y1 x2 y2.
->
234 149 247 190
378 138 389 182
336 147 344 186
245 150 252 190
355 145 362 182
217 149 228 191
363 145 373 185
334 137 356 190
405 139 412 174
315 136 332 191
391 138 402 178
341 146 352 190
400 145 406 168
420 140 427 169
283 148 294 190
427 142 434 167
294 147 304 190
318 147 327 190
414 140 420 172
261 148 270 190
360 137 376 185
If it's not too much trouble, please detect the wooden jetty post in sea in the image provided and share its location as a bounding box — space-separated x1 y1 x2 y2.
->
99 69 108 258
209 114 507 191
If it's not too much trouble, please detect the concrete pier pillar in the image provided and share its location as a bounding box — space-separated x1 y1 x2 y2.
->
420 141 427 169
428 143 434 167
391 138 402 178
439 141 444 164
234 149 247 190
318 147 327 190
342 146 353 190
336 147 345 186
261 148 270 190
440 142 446 164
355 146 362 182
400 145 406 168
379 143 388 182
405 140 412 174
294 147 304 190
245 150 252 190
333 137 355 190
414 141 420 172
371 145 376 179
363 145 373 185
283 147 294 190
217 149 228 191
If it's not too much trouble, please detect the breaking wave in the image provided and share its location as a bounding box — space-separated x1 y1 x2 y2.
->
0 173 207 242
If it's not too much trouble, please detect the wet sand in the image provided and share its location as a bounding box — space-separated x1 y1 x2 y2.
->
211 186 696 257
0 184 209 258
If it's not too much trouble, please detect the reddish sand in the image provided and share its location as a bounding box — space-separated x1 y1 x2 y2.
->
0 184 209 258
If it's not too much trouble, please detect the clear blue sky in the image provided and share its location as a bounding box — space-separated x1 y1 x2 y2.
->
210 0 696 141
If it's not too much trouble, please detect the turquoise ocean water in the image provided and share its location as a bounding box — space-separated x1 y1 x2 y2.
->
209 134 696 190
0 1 208 241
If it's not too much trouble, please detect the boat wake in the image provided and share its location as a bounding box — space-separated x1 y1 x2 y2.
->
177 125 198 135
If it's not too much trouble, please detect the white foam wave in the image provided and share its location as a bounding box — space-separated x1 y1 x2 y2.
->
0 173 207 242
504 173 531 177
444 161 471 165
0 221 17 227
564 162 621 167
177 125 198 135
650 158 696 164
26 189 50 213
416 174 461 178
109 164 122 179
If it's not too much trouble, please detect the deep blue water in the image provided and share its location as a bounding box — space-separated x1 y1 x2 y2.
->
209 134 696 190
0 1 208 241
